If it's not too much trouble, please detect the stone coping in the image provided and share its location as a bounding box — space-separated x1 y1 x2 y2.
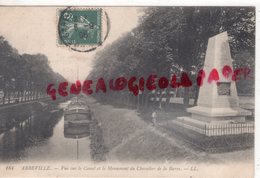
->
187 106 252 117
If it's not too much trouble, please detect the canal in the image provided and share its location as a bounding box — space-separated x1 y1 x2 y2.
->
0 100 92 162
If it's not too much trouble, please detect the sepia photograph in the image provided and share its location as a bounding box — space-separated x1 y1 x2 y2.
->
0 5 256 178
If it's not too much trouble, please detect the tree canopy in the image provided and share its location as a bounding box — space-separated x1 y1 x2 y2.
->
0 36 65 93
88 7 255 102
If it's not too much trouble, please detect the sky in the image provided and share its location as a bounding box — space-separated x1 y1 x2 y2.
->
0 7 143 82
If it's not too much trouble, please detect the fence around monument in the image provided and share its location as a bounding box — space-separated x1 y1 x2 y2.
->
172 119 254 136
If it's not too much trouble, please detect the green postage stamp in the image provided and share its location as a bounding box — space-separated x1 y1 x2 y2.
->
58 8 102 46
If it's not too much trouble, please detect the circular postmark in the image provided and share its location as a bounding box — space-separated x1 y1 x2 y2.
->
58 7 110 52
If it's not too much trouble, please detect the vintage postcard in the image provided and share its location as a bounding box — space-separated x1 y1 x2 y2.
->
0 4 256 178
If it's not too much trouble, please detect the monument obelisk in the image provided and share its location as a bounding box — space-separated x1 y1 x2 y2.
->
176 31 252 136
188 31 251 123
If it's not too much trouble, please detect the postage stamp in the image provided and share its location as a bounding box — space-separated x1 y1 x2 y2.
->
58 8 102 46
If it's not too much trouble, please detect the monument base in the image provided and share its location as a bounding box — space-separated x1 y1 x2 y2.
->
175 116 254 136
187 106 252 123
171 116 254 151
173 106 254 151
169 117 254 152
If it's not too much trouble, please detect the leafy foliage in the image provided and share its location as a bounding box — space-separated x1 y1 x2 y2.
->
88 7 255 106
0 36 65 92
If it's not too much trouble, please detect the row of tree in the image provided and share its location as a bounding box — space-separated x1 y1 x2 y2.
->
0 36 65 104
87 7 255 109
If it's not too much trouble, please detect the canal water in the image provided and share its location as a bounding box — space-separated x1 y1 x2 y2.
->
0 101 91 162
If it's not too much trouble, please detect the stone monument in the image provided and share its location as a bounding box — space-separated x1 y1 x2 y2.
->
176 31 253 137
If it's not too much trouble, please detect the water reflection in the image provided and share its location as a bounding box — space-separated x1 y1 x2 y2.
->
64 123 90 160
0 101 91 162
0 111 62 161
64 124 90 139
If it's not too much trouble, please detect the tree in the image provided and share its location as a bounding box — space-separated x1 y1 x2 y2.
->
0 36 66 103
88 7 255 109
139 7 255 107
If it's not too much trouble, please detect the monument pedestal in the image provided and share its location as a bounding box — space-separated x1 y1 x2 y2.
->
188 106 251 123
176 106 253 137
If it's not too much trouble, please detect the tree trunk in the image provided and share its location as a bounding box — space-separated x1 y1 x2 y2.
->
2 90 6 104
165 88 171 110
141 93 145 109
7 91 11 103
126 92 129 107
158 90 163 110
194 86 199 106
17 91 20 102
183 87 190 108
25 91 27 101
23 91 26 101
143 93 148 109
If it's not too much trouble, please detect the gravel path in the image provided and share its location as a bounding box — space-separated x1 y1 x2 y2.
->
84 96 253 164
